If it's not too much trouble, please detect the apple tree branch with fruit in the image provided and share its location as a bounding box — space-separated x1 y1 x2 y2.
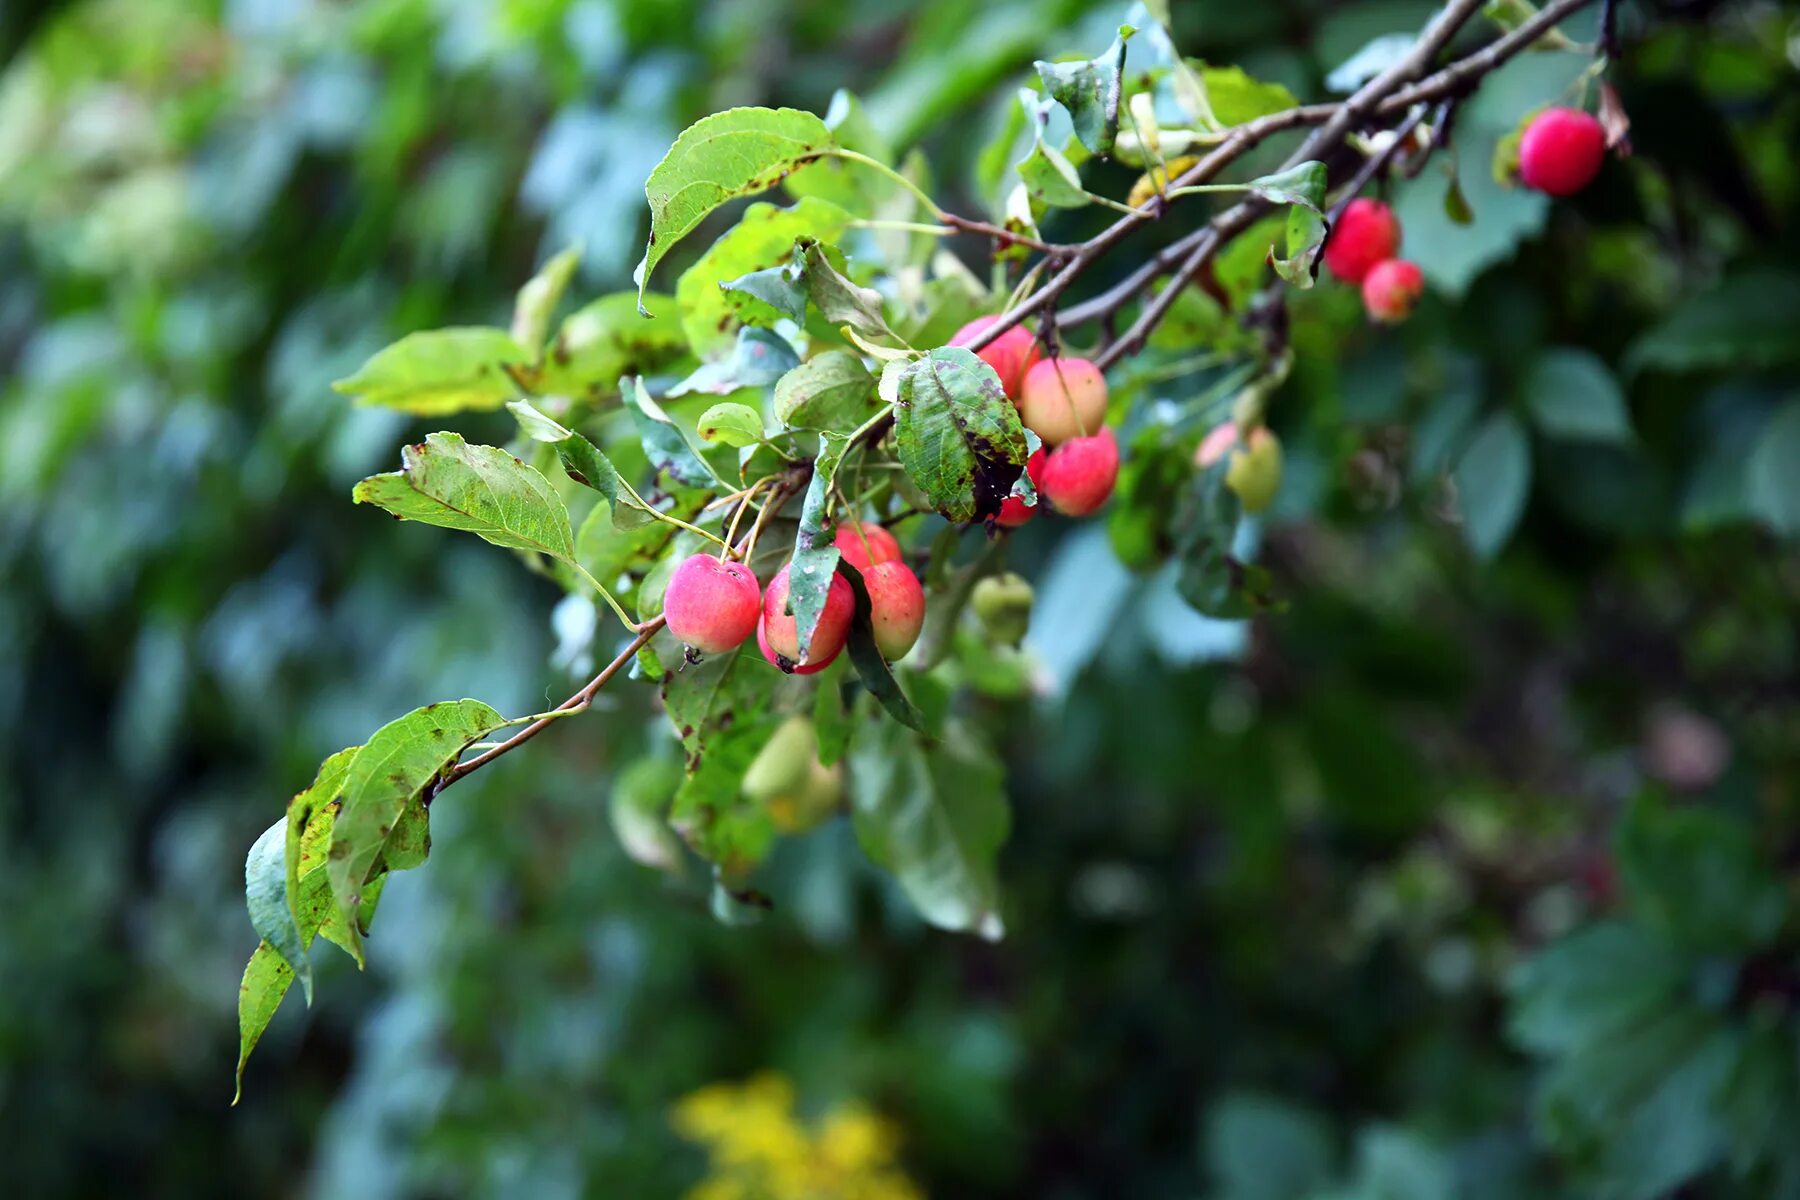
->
235 0 1621 1095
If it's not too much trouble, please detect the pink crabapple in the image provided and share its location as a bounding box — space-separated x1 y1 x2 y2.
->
662 554 760 655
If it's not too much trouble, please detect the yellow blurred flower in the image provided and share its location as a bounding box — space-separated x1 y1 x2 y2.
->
673 1073 924 1200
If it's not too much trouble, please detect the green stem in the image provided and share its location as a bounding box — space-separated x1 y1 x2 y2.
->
1161 183 1249 200
828 149 947 219
572 562 642 631
851 218 954 237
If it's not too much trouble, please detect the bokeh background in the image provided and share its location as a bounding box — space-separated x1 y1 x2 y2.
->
3 0 1799 1197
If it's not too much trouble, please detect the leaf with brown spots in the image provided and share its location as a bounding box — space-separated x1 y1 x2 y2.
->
893 347 1030 524
634 107 837 312
352 432 578 563
332 327 532 415
325 699 509 962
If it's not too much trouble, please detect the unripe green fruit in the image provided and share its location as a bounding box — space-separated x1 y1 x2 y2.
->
742 716 841 833
1225 427 1283 514
971 572 1034 647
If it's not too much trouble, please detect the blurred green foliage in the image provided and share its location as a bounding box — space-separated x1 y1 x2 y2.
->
2 0 1797 1197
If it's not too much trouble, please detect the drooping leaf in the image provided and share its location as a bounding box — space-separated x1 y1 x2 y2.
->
676 197 852 356
325 699 510 960
795 240 900 344
1018 136 1092 210
786 432 849 663
1452 412 1531 558
506 400 653 530
511 244 582 354
1035 28 1131 157
533 292 690 401
281 745 359 981
893 347 1029 524
244 820 308 1004
848 717 1009 937
332 327 531 415
635 107 838 310
626 376 727 488
609 754 686 873
1245 160 1327 211
838 561 927 732
669 326 802 397
721 262 808 327
352 432 576 562
774 351 878 432
1171 461 1270 618
1525 348 1634 443
234 941 294 1104
1269 202 1329 288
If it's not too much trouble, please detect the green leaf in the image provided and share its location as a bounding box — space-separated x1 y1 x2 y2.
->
1034 28 1131 157
1200 62 1300 126
796 240 899 344
609 755 686 872
1508 922 1687 1056
626 376 727 488
1245 160 1327 211
676 197 852 356
1747 400 1800 537
1262 167 1329 290
1171 463 1271 619
1205 1094 1334 1200
635 107 837 310
893 347 1030 524
332 327 530 415
838 561 927 731
669 326 801 397
787 432 848 663
1626 271 1800 374
282 745 358 975
721 262 808 326
511 244 581 354
1525 348 1634 443
234 941 294 1104
244 819 309 1005
848 717 1010 937
663 647 789 875
1018 136 1091 210
774 350 878 432
1452 412 1531 559
533 292 691 401
812 671 852 768
696 401 764 447
352 432 577 562
1615 795 1786 954
505 400 652 530
325 699 510 959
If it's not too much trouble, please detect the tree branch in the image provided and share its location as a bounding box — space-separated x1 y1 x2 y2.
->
968 0 1598 359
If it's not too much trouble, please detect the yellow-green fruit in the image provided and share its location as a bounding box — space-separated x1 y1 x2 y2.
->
971 572 1034 647
742 716 842 833
1225 427 1283 514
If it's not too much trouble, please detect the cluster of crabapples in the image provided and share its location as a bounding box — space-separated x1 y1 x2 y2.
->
1325 105 1609 323
663 521 923 672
